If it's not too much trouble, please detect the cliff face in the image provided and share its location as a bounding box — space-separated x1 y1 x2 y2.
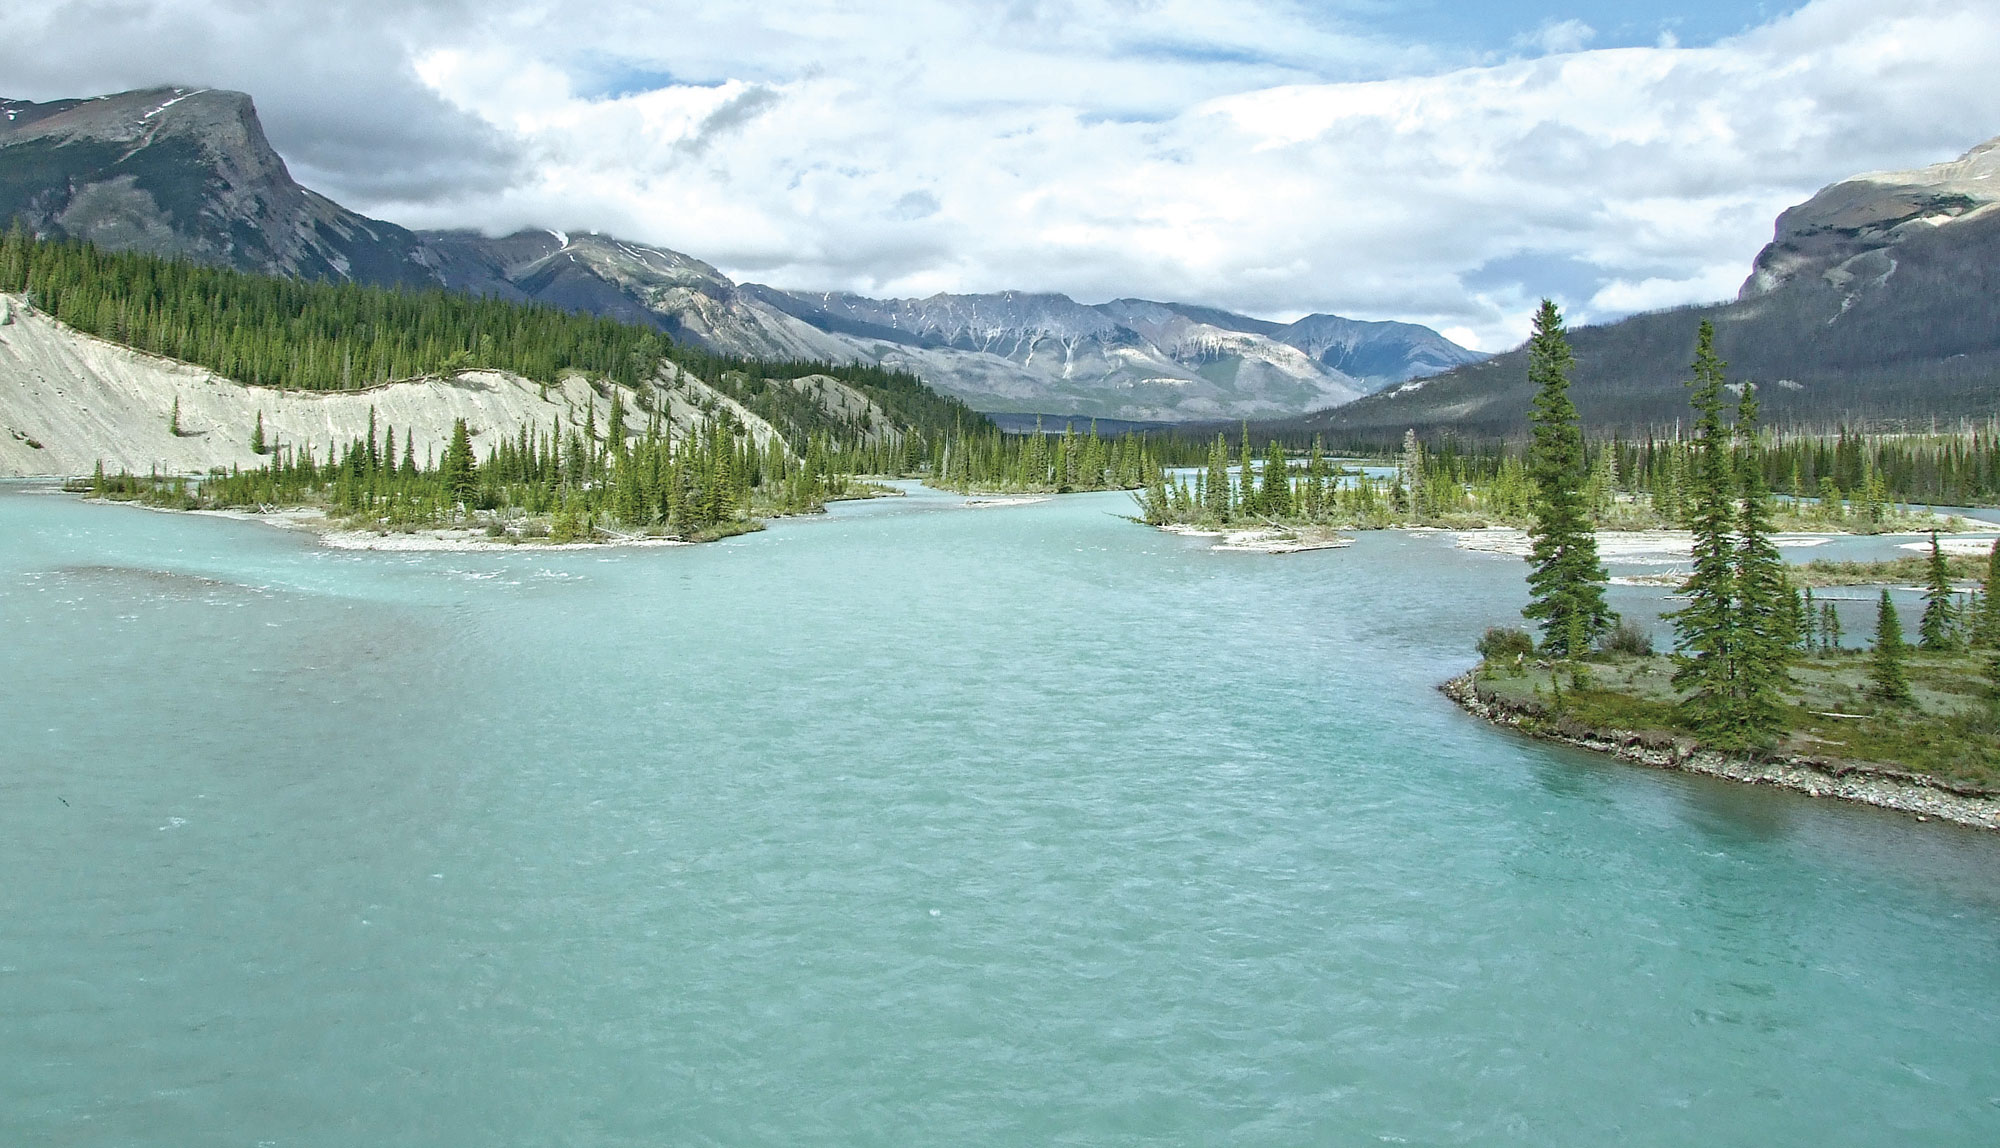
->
0 88 434 285
0 293 830 478
0 292 620 478
1740 137 2000 301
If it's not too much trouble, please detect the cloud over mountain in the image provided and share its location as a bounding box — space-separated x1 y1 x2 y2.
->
2 0 1996 350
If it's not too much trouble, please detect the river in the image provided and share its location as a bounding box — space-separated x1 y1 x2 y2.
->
3 482 1997 1145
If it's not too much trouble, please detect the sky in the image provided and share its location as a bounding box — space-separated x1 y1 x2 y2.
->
2 0 1996 351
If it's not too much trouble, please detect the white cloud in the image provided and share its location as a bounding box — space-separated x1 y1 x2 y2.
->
1518 19 1598 56
1589 267 1748 316
4 0 1998 351
1439 326 1486 353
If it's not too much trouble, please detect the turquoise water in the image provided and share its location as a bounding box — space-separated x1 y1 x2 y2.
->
4 483 1998 1145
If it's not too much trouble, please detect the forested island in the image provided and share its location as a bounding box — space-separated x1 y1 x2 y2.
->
1441 303 2000 828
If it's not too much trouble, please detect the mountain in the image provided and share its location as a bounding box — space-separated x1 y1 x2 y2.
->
735 289 1465 420
2 86 1482 423
395 238 1478 421
1272 313 1486 383
0 87 434 285
1309 137 2000 440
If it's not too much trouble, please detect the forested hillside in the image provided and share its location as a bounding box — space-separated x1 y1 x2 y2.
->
0 229 991 442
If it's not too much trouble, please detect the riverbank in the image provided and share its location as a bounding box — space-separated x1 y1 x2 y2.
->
70 477 907 550
1145 518 1994 560
1158 522 1353 554
1442 669 2000 832
107 502 706 551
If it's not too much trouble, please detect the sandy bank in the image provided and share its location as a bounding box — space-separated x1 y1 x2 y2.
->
1451 528 1841 563
1441 673 2000 832
110 501 693 553
1158 523 1352 554
1899 536 2000 556
0 295 795 478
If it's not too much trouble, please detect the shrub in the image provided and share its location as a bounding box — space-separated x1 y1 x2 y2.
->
1600 619 1655 656
1477 626 1536 662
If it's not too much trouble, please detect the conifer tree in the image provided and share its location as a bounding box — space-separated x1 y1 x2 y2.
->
607 393 627 462
1976 539 2000 649
440 418 477 507
1521 299 1612 657
1730 383 1791 735
1669 321 1742 735
1204 434 1231 522
250 410 266 455
1869 589 1912 704
1261 441 1292 518
1919 530 1961 650
1237 429 1257 514
168 395 182 437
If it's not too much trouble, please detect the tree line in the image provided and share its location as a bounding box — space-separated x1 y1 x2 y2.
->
92 394 851 542
0 228 994 446
2 227 670 391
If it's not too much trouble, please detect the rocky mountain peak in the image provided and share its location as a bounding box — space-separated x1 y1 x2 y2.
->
1740 134 2000 299
3 87 256 146
2 85 432 287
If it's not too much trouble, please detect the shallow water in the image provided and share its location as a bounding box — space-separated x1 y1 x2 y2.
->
4 484 1998 1146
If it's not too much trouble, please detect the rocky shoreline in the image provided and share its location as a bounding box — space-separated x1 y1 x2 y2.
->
1440 672 2000 832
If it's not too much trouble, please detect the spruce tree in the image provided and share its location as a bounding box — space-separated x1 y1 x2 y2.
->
1232 432 1248 516
1261 441 1292 518
1869 589 1912 705
1204 434 1230 522
1976 539 2000 649
1668 321 1742 735
168 395 182 437
607 393 627 462
440 418 478 507
1730 383 1791 736
250 410 266 455
1521 299 1612 658
1918 530 1961 650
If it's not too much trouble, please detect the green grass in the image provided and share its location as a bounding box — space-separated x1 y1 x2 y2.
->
1475 650 2000 792
1792 552 1991 587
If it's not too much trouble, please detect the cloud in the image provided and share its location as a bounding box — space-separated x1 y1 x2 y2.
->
0 0 519 202
1518 19 1598 56
3 0 1996 350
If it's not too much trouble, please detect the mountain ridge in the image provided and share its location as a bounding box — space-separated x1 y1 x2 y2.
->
1 85 1483 423
1302 134 2000 440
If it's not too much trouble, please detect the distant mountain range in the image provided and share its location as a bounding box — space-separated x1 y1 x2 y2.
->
1 87 1484 422
1309 137 2000 439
